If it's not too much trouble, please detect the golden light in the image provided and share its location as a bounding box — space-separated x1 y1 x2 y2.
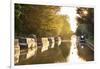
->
67 35 86 63
58 7 77 32
57 7 87 63
83 10 88 16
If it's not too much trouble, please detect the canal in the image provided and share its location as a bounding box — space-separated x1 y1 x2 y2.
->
15 35 93 65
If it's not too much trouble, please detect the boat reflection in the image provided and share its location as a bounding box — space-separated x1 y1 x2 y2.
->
14 37 70 65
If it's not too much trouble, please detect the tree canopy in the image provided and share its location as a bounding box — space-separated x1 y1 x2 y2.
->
15 4 72 39
76 7 94 43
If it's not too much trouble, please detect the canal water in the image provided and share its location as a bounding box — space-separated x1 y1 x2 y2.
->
14 35 86 65
67 35 86 64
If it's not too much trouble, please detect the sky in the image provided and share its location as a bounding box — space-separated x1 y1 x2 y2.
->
58 6 77 32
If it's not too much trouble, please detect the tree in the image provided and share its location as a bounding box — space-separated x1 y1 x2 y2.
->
15 4 72 39
76 7 94 43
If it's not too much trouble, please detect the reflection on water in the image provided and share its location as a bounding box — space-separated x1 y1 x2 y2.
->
67 35 86 63
26 47 37 59
48 37 55 48
14 39 20 64
77 43 94 61
41 38 49 52
15 35 87 65
14 37 71 65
